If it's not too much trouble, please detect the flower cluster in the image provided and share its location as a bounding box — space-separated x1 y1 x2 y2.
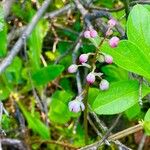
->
68 19 120 113
83 29 98 38
107 18 120 48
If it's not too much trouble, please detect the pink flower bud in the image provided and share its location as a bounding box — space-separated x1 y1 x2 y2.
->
106 29 113 36
86 73 95 84
108 19 116 27
68 100 85 113
99 79 109 91
90 29 98 38
83 30 91 38
79 54 89 63
109 36 120 48
104 55 113 64
68 64 78 73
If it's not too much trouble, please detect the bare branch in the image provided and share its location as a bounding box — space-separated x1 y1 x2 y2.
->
45 4 75 19
80 114 122 150
1 138 27 150
0 0 52 74
138 134 146 150
2 0 16 18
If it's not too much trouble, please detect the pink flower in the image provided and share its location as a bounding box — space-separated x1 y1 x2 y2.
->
68 100 85 113
99 79 109 90
83 30 91 38
68 64 78 73
108 19 116 27
104 55 113 64
79 54 89 63
86 72 95 84
90 29 97 38
109 36 120 48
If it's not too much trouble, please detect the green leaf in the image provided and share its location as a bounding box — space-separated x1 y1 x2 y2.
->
54 0 64 8
28 20 49 72
18 102 50 139
144 109 150 135
88 88 99 106
0 85 10 101
48 91 78 124
144 109 150 121
5 57 22 84
92 80 150 115
101 65 128 82
127 4 150 61
125 104 141 120
101 40 150 79
0 6 7 57
32 65 64 86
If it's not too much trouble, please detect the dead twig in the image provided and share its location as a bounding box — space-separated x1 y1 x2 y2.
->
138 134 146 150
1 138 27 150
2 0 16 18
0 0 52 74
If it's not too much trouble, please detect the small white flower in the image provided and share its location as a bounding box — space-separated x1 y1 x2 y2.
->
68 99 85 113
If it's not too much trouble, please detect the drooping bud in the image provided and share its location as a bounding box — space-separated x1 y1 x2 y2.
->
109 36 120 48
104 55 113 64
68 64 78 73
68 99 85 113
99 79 109 91
83 30 91 38
79 54 89 64
86 72 96 84
108 19 116 27
90 29 98 38
97 54 105 63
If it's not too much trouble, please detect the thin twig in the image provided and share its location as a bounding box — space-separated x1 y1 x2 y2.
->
108 124 143 141
80 114 122 150
90 6 124 12
89 107 108 133
87 115 110 146
1 138 27 150
138 134 146 150
97 114 122 146
53 23 79 35
55 31 84 64
22 35 44 113
113 141 132 150
74 0 92 28
72 38 83 94
90 1 150 12
45 3 75 19
87 115 102 137
0 0 52 74
130 1 150 5
139 77 143 106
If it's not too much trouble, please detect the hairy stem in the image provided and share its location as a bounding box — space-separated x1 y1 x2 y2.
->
83 85 89 145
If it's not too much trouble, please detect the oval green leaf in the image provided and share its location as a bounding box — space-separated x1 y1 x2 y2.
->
32 65 64 86
92 80 150 115
127 4 150 61
101 40 150 79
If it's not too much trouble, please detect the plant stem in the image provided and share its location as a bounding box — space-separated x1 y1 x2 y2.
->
83 84 89 145
124 0 130 19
